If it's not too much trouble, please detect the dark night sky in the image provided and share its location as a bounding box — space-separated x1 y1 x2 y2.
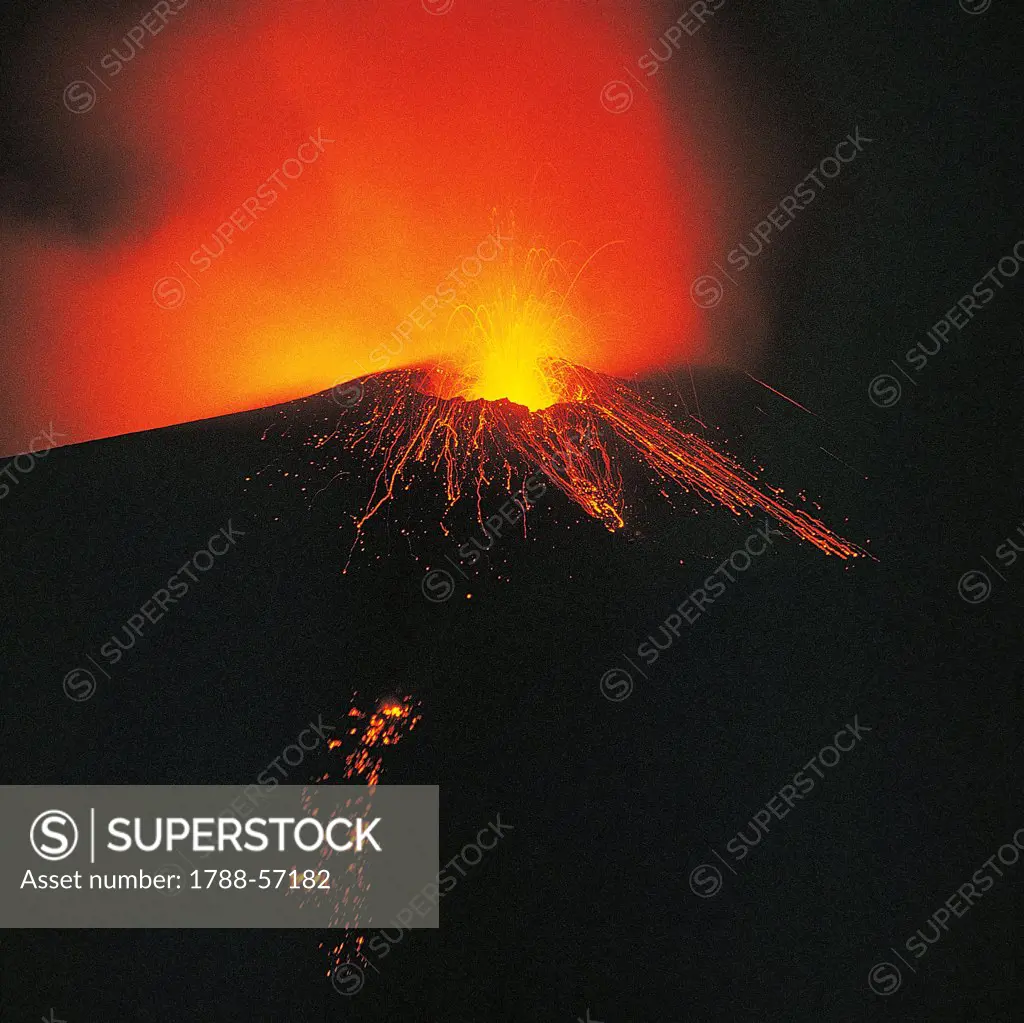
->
2 2 1022 1022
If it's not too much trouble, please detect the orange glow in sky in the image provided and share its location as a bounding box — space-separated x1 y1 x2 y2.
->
2 0 724 449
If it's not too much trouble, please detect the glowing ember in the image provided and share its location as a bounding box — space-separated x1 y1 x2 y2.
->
311 696 420 974
255 232 863 564
424 240 615 412
320 232 863 562
318 697 421 788
335 359 863 562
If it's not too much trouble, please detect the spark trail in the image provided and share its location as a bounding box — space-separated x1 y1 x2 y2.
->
301 696 420 974
258 238 864 564
340 360 864 561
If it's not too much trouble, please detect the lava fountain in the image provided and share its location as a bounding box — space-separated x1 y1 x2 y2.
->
310 240 866 564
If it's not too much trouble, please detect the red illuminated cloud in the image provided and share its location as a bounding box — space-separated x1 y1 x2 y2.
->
2 0 727 449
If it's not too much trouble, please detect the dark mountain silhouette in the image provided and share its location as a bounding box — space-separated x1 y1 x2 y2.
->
0 366 1014 1022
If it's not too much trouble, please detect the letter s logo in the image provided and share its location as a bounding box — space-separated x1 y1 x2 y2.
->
30 810 79 861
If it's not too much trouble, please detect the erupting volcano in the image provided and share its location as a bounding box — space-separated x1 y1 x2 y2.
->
256 240 865 566
347 361 862 559
3 0 866 581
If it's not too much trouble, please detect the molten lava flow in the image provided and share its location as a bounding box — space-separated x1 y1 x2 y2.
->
324 241 863 560
250 231 862 563
342 361 863 561
347 364 622 537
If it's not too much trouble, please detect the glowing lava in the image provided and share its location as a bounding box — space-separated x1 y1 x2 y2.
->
310 696 421 974
321 698 422 788
2 0 718 452
427 241 615 412
339 361 863 561
313 236 865 561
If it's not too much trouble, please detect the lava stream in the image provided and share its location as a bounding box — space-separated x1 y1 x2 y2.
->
341 359 864 560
